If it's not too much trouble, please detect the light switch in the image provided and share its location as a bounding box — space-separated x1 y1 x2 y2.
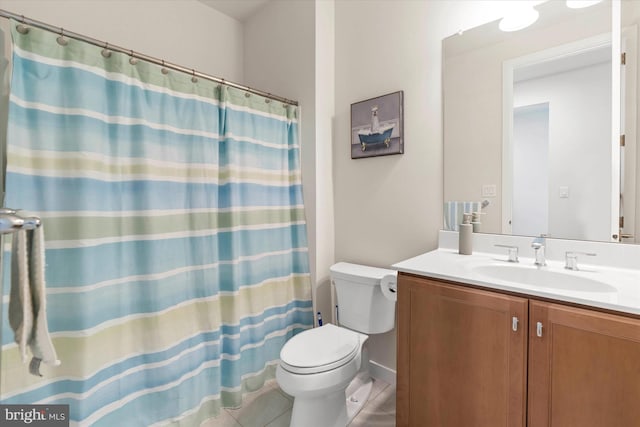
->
559 186 570 198
482 184 497 198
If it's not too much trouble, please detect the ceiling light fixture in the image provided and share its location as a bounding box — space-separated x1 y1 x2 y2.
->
499 5 540 32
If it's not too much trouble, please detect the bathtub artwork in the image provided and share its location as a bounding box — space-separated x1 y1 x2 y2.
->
350 91 403 159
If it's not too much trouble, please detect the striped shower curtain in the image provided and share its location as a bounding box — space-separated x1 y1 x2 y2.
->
0 21 312 426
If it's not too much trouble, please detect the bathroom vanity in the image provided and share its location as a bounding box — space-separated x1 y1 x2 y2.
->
420 0 640 423
394 233 640 427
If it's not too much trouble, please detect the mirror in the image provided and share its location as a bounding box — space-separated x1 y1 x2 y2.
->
442 0 639 244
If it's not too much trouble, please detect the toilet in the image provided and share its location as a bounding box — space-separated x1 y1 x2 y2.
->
276 262 397 427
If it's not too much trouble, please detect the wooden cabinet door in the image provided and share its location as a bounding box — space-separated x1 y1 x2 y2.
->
528 300 640 427
397 274 528 427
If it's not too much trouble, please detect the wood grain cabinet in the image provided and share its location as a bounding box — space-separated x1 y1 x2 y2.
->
528 300 640 427
397 273 528 427
397 273 640 427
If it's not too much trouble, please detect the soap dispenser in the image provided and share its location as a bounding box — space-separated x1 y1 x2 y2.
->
459 213 473 255
471 211 483 233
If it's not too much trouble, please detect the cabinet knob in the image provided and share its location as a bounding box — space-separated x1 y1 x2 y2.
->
512 316 519 332
536 321 543 337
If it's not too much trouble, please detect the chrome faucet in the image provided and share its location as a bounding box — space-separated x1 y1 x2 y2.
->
531 235 546 267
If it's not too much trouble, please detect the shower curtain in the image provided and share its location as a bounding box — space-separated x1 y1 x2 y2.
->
0 21 312 426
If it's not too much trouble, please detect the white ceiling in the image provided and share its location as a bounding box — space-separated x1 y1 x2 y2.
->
198 0 270 22
514 45 611 83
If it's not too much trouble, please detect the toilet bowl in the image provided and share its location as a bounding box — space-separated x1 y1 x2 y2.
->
276 262 397 427
276 323 368 427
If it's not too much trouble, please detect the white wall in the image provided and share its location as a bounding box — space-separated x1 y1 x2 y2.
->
314 0 336 324
0 0 244 81
333 0 529 372
514 63 612 242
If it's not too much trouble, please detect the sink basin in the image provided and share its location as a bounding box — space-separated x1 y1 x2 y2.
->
472 264 616 293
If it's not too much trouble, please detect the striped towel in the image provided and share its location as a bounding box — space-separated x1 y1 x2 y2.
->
8 224 60 376
443 201 481 231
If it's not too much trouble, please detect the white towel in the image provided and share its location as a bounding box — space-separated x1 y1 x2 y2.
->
8 225 60 376
9 229 32 363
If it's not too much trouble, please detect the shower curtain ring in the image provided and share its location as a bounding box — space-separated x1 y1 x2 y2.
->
161 60 169 75
56 28 68 46
129 50 138 65
16 16 29 34
191 69 198 83
101 42 112 58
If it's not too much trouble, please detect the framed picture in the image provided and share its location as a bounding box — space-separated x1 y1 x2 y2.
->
350 90 404 159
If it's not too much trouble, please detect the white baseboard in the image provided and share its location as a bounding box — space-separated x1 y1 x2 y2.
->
369 360 396 387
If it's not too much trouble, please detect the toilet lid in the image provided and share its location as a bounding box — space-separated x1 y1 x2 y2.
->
280 324 361 374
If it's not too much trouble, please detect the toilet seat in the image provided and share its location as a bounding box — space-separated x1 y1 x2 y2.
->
280 324 361 375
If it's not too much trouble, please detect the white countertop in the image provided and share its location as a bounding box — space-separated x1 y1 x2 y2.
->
393 248 640 316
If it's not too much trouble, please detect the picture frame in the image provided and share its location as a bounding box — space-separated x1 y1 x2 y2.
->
350 90 404 159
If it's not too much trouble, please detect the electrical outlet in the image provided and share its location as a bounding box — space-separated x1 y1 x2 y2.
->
559 186 570 198
482 184 497 198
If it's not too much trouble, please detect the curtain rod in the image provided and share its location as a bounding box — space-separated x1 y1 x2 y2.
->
0 9 299 106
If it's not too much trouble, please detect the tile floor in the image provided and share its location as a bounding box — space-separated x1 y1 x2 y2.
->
201 378 395 427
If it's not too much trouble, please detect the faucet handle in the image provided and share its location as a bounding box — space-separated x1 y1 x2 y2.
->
565 251 596 271
495 244 519 263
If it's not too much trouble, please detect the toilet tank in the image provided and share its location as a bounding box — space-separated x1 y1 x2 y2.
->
329 262 396 334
